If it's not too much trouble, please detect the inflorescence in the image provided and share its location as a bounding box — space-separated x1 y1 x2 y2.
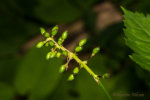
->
36 25 110 81
36 25 111 100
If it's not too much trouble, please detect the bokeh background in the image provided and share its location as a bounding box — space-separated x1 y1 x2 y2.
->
0 0 150 100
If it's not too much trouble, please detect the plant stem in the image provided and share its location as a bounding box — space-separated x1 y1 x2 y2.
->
46 37 112 100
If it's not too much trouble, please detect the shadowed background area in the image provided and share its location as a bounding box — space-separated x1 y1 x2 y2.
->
0 0 150 100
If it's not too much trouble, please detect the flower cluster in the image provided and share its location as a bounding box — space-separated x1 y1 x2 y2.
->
36 25 109 81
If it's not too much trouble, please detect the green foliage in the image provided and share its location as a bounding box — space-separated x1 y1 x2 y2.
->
1 1 150 100
34 0 83 23
122 7 150 71
0 83 14 100
14 47 63 100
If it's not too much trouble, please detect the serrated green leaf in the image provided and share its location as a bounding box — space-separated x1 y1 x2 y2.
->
122 7 150 71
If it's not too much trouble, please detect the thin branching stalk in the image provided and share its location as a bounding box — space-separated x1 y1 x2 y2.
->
37 26 112 100
45 37 112 100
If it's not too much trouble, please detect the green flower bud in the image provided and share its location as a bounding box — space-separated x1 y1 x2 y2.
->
73 67 79 74
40 27 45 35
92 47 100 56
79 39 87 46
44 32 50 38
56 52 61 58
50 52 56 58
62 51 68 56
62 31 68 40
59 65 66 73
75 46 82 52
103 73 110 79
92 47 100 54
45 42 49 47
50 41 54 46
36 42 44 48
80 64 84 68
68 74 74 81
58 41 63 45
58 38 63 45
52 25 58 36
46 52 51 60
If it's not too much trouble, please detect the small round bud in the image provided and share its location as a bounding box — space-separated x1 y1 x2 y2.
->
73 67 79 74
46 52 51 60
68 74 74 81
50 52 56 58
52 25 58 36
50 41 54 46
40 27 45 35
93 47 100 54
79 39 87 46
59 65 66 73
62 51 68 56
80 64 84 68
75 46 82 52
92 47 100 56
36 42 44 48
44 32 50 38
58 38 63 45
103 73 110 79
62 31 68 40
56 52 61 58
45 42 49 47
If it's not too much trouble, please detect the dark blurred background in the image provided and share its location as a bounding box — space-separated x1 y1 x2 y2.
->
0 0 150 100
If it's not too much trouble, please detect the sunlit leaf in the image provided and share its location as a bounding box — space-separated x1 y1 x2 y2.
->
122 7 150 71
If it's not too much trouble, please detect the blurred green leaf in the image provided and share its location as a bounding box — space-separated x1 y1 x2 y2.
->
0 82 14 100
136 0 150 13
0 57 19 83
0 15 39 56
14 47 63 100
34 0 82 23
122 7 150 71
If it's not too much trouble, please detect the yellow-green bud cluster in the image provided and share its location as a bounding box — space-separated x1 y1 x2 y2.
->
75 39 87 52
67 67 80 81
40 27 50 38
37 25 101 82
58 30 68 45
46 51 57 60
51 25 58 36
